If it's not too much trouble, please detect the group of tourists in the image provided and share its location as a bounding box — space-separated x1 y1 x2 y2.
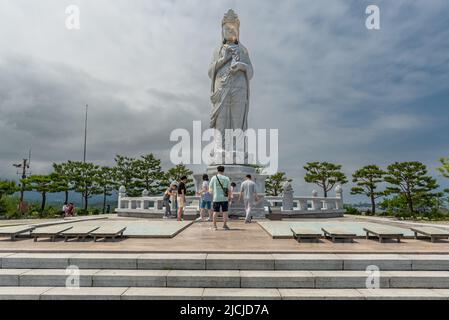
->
162 175 188 221
163 166 259 230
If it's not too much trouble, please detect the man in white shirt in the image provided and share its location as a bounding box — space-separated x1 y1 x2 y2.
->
239 174 259 223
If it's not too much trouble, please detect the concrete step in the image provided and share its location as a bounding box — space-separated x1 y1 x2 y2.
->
1 287 449 300
2 269 449 288
2 253 449 271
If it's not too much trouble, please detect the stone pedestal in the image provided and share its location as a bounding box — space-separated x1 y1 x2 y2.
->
282 183 294 211
193 164 267 218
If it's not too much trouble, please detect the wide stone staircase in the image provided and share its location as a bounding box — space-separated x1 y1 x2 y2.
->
1 252 449 299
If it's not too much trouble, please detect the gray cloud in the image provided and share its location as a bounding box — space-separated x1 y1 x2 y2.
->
1 0 448 201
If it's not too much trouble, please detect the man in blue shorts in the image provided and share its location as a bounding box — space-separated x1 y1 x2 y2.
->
197 174 213 221
209 166 231 230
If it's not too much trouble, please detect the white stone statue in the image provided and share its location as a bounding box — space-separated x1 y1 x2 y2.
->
208 9 253 163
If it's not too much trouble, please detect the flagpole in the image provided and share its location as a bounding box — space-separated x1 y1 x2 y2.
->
83 104 88 163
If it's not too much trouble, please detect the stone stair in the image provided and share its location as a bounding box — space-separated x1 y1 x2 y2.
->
1 253 449 299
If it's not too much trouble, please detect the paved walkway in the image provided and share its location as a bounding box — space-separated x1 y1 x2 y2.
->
1 220 449 254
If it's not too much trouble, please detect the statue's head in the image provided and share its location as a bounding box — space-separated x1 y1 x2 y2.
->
222 9 240 44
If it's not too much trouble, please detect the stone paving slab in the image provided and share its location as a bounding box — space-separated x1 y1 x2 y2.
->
123 221 193 238
19 269 100 287
432 289 449 298
383 271 449 288
311 271 390 288
60 225 99 237
31 225 74 235
41 287 127 300
336 254 412 270
202 288 281 300
0 286 448 300
279 288 364 300
122 287 204 300
2 268 449 289
0 225 34 234
0 253 16 268
69 253 140 269
273 254 343 270
206 254 274 270
411 226 449 237
167 270 240 288
259 221 415 239
0 269 31 286
401 254 449 270
0 287 51 300
93 270 169 287
240 271 314 288
138 253 206 270
357 288 447 300
2 253 76 269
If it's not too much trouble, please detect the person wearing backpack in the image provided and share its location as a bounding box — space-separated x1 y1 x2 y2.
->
209 166 231 230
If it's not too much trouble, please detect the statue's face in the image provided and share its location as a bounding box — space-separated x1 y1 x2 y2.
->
222 23 238 43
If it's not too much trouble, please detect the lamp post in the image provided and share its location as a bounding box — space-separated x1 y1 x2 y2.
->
13 157 31 216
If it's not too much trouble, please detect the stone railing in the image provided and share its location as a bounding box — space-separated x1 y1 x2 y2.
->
115 185 345 218
117 194 201 213
264 196 344 212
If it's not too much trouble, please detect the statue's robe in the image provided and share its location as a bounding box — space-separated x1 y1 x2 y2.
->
208 43 253 160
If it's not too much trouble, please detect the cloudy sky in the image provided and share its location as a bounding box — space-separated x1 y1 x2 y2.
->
1 0 448 201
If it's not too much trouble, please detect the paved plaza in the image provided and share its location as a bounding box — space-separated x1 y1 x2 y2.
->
0 215 448 254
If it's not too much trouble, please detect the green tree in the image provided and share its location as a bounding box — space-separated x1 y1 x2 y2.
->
438 157 449 199
384 161 439 214
438 157 449 179
52 162 74 203
0 179 17 200
112 155 139 196
379 194 409 216
265 172 292 196
21 175 53 212
133 154 164 195
66 161 101 211
96 166 115 214
163 164 194 195
350 165 386 214
304 162 348 197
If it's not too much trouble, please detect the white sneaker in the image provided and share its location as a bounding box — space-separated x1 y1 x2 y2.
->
195 217 203 222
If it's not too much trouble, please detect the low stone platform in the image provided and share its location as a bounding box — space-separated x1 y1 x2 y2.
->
1 218 449 254
259 220 417 239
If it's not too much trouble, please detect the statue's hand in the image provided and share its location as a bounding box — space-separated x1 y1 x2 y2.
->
218 48 233 67
230 62 246 73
